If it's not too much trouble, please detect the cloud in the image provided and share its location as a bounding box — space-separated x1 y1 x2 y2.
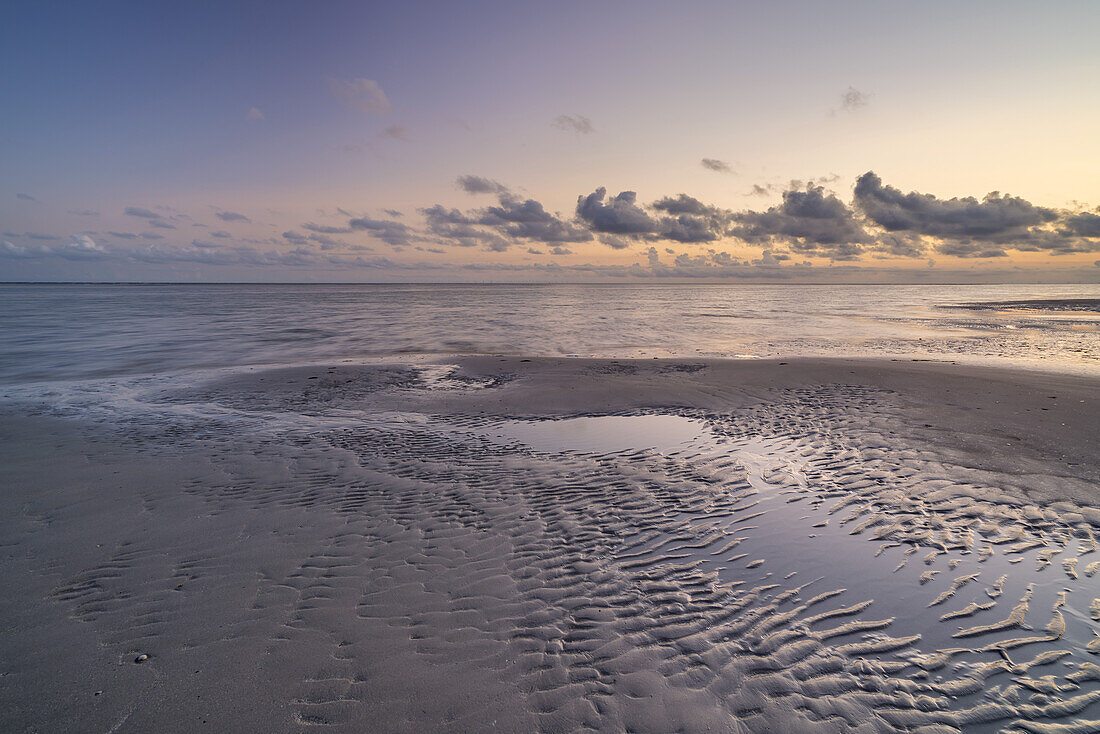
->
850 171 1099 257
246 106 265 121
215 210 251 223
935 242 1008 258
552 114 594 134
423 191 591 250
730 183 869 259
380 123 406 140
854 172 1056 240
456 175 509 195
16 193 37 201
420 205 508 250
754 249 790 266
1060 210 1100 238
348 215 412 247
68 208 99 216
650 194 734 243
1 234 107 261
700 158 732 173
839 86 872 112
15 173 1098 276
599 234 634 250
384 209 403 218
329 78 391 115
308 233 350 250
576 188 656 235
302 222 352 234
481 196 591 243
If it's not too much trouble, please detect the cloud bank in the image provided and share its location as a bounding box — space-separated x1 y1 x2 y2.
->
5 173 1098 282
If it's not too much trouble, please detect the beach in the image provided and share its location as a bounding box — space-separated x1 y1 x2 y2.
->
2 356 1099 732
7 2 1100 730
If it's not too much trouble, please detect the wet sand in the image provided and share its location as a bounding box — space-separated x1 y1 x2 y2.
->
1 357 1098 733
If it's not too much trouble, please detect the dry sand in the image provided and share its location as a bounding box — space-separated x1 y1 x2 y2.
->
1 357 1098 733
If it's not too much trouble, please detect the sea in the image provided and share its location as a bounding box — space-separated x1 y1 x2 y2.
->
1 282 1098 387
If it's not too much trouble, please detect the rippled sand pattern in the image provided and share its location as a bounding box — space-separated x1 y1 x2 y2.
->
21 368 1100 732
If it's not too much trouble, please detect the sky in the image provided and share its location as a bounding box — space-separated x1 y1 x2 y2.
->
2 0 1099 283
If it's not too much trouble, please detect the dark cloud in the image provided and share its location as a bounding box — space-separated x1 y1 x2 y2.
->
16 193 37 201
936 243 1008 258
651 195 734 244
549 246 573 256
124 206 160 219
552 114 594 134
420 205 508 250
302 222 353 234
422 192 591 250
107 231 139 240
731 184 869 259
527 247 544 255
852 171 1097 257
839 87 872 112
651 194 716 217
307 233 350 250
211 230 232 238
456 175 509 195
700 158 732 173
482 196 591 243
380 123 406 140
282 230 308 243
576 188 656 235
348 215 413 247
68 208 99 216
149 220 176 229
870 233 926 259
598 234 633 250
215 210 251 223
1060 210 1100 238
384 209 403 218
854 172 1057 240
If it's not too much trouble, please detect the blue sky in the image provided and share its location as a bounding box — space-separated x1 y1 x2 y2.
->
2 0 1099 281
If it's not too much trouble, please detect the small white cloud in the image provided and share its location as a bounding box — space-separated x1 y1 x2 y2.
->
329 78 392 115
246 106 265 121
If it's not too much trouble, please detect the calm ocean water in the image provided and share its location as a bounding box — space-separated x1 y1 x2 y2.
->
1 283 1098 385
